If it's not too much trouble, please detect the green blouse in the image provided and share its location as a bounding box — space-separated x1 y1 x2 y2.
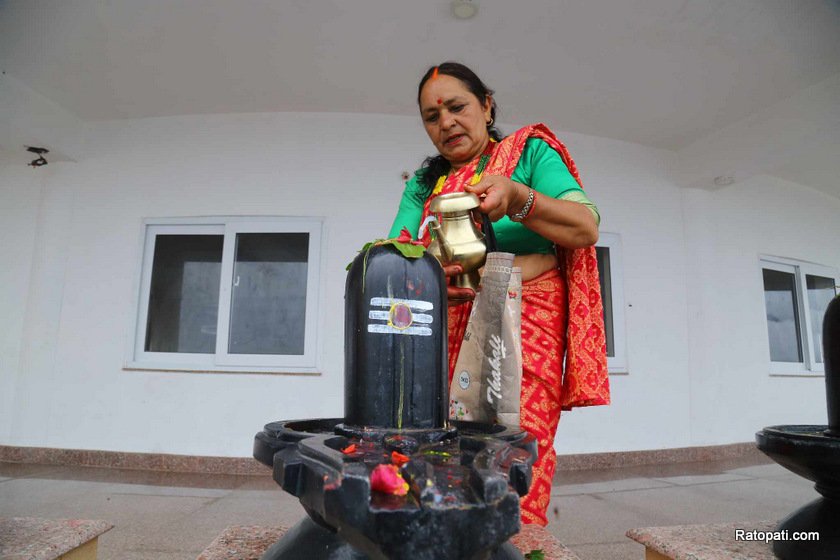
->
388 138 599 255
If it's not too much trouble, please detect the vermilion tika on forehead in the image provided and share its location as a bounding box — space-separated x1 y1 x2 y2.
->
432 66 442 104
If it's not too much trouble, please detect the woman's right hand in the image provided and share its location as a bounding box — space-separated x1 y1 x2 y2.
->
443 263 475 305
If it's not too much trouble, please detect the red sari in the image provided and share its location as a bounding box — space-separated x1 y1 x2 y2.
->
424 124 611 525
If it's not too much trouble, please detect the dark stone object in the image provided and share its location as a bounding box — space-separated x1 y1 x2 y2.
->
254 419 535 560
824 293 840 437
259 516 525 560
343 246 448 430
254 245 537 560
756 296 840 559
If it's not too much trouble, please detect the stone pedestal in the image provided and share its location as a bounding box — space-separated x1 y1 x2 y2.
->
197 524 581 560
0 517 113 560
626 521 778 559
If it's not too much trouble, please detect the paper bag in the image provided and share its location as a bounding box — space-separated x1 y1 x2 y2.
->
449 252 523 426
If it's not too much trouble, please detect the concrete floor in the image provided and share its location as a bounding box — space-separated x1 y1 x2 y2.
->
0 454 815 560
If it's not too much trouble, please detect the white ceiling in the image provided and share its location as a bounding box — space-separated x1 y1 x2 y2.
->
1 0 839 194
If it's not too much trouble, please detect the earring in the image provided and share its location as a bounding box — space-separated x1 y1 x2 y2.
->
486 117 494 127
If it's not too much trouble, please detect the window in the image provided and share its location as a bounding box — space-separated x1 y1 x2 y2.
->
596 233 627 373
129 217 322 373
761 256 838 375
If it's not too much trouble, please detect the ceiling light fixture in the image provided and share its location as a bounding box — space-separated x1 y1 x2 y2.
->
713 174 735 187
26 146 49 168
452 0 478 19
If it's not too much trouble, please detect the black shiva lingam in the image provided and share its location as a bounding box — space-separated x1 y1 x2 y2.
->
253 244 537 560
756 295 840 560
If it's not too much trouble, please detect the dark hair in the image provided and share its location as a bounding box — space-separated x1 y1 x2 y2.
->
415 62 503 193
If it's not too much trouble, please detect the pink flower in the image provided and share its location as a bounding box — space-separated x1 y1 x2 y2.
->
370 463 409 496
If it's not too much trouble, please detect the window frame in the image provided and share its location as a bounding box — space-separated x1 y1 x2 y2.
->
760 255 839 377
596 232 628 374
126 216 323 374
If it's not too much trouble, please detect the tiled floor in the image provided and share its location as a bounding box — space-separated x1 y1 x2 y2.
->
0 454 815 560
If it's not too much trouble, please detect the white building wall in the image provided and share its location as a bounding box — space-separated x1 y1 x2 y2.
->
0 167 43 442
683 178 840 445
0 111 836 457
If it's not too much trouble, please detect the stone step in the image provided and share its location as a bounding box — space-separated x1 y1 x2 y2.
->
0 517 113 560
626 520 778 559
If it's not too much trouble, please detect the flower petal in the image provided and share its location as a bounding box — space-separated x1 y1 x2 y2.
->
391 451 410 466
396 227 413 244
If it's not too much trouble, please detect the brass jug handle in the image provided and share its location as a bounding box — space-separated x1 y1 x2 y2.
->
429 219 454 262
479 213 497 253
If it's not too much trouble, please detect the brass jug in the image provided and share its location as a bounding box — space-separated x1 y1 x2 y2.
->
427 192 487 295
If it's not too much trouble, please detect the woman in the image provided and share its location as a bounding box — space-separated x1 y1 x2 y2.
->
389 62 610 525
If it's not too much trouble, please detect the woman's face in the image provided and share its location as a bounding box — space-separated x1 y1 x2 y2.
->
418 74 492 169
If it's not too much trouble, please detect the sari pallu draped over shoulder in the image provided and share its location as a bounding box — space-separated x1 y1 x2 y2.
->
421 123 610 411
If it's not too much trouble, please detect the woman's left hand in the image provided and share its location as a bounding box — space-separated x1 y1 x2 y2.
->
465 175 529 222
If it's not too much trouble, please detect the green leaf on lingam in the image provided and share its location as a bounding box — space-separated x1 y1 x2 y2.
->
524 550 545 560
345 233 426 271
390 240 425 259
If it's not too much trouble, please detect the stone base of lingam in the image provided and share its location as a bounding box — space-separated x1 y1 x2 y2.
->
254 418 536 560
756 295 840 560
